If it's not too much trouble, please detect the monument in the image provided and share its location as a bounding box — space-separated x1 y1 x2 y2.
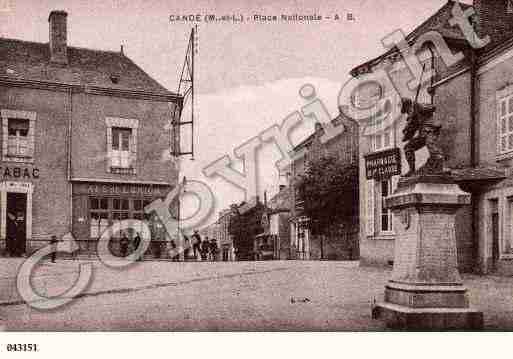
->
372 97 483 330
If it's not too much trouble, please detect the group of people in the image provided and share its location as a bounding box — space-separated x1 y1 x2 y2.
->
116 230 219 262
119 232 142 258
182 230 218 261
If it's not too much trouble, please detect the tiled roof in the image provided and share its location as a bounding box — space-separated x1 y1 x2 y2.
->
293 114 347 151
350 1 472 76
0 37 175 96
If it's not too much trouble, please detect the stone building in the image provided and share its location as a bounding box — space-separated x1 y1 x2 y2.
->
0 11 181 257
289 110 359 260
217 208 235 261
352 0 513 274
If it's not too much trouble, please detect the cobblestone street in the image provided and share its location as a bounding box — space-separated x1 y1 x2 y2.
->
1 259 512 331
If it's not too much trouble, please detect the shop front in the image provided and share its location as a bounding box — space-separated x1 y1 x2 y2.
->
71 181 174 258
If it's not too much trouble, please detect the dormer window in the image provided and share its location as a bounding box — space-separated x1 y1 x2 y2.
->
110 74 120 84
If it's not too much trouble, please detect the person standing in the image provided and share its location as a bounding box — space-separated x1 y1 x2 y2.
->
120 232 129 258
192 230 201 260
201 238 209 261
170 239 179 262
50 235 58 263
133 233 142 261
210 238 218 262
183 236 191 261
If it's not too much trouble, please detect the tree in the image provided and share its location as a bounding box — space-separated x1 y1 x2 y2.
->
297 155 358 240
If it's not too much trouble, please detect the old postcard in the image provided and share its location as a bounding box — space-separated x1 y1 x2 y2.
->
0 0 512 355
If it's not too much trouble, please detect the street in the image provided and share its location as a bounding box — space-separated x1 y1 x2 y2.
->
1 259 513 331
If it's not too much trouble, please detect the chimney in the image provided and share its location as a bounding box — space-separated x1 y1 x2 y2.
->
49 10 68 64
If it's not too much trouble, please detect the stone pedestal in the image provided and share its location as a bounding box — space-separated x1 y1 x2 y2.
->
373 175 483 330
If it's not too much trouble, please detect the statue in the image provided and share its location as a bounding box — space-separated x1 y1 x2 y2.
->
400 97 443 176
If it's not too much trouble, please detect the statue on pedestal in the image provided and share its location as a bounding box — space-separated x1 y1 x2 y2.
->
400 97 443 176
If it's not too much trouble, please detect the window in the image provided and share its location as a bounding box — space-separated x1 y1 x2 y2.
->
498 94 513 154
380 180 393 233
105 117 138 174
370 127 393 152
2 110 36 162
508 0 513 14
111 127 132 168
89 196 157 239
366 179 375 236
7 119 29 157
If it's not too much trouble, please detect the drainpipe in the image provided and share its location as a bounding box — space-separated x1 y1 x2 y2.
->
67 88 73 234
470 47 479 273
470 49 477 168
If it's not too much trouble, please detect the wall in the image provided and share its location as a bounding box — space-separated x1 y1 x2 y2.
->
0 85 70 251
358 48 475 272
477 55 513 166
475 47 513 274
71 92 178 184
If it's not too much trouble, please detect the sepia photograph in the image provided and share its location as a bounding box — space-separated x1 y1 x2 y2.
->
1 0 513 355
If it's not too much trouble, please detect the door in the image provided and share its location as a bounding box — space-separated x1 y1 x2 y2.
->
6 193 27 256
492 212 500 272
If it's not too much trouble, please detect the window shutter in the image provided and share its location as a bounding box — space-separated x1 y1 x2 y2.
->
498 99 502 154
366 179 375 236
391 175 399 194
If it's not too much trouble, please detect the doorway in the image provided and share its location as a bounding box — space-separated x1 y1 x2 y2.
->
6 192 27 257
490 199 499 272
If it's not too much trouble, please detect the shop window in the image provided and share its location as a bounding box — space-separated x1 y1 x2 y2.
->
1 110 36 163
90 197 109 238
131 199 146 235
497 94 513 154
379 179 395 234
88 194 163 240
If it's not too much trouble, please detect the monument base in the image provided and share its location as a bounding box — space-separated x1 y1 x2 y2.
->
372 174 483 330
373 301 483 330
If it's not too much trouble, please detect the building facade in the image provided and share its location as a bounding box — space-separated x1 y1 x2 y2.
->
267 185 292 260
228 196 267 261
289 111 359 260
0 11 181 258
352 0 513 274
217 208 235 261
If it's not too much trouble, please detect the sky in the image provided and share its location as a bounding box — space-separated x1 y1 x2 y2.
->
0 0 472 227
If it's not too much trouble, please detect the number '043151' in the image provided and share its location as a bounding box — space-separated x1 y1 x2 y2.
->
6 344 38 352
